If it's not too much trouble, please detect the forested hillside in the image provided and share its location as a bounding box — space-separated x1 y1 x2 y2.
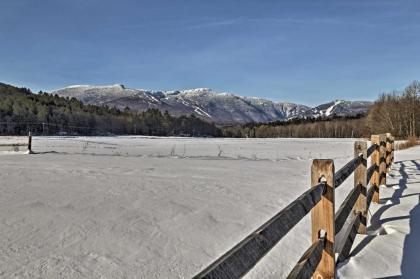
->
222 81 419 139
0 83 221 136
1 81 418 139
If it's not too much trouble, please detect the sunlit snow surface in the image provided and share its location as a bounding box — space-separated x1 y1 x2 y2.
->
0 136 418 278
337 146 420 278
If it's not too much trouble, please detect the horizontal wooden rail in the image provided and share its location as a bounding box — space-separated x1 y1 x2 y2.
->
386 134 393 171
194 183 326 279
196 134 394 279
334 155 363 189
335 184 362 234
287 236 325 279
366 185 377 209
367 164 377 184
367 143 377 158
336 213 361 263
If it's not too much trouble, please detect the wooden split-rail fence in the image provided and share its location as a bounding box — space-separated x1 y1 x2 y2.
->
194 133 395 279
0 132 32 153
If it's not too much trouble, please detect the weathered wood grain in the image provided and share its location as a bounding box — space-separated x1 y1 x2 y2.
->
386 133 392 172
367 165 377 185
367 143 377 158
379 134 387 188
311 159 335 279
354 141 367 234
336 213 361 263
287 237 325 279
390 136 394 164
334 155 363 189
366 185 377 209
335 184 361 234
370 135 380 203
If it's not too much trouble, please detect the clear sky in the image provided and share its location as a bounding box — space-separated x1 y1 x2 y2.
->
1 0 419 106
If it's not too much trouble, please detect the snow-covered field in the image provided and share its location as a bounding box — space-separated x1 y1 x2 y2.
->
0 136 418 278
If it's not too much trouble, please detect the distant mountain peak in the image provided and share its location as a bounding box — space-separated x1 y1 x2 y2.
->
112 84 125 89
183 87 212 93
52 84 372 124
177 88 213 96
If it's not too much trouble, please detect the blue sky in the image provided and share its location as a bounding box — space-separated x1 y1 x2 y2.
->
1 0 419 106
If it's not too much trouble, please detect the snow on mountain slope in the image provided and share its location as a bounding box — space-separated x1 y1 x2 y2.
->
52 85 371 124
301 100 372 119
325 100 342 116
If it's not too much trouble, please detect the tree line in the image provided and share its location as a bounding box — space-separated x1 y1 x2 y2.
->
0 82 221 137
222 81 420 139
222 115 368 138
1 81 418 139
366 81 419 138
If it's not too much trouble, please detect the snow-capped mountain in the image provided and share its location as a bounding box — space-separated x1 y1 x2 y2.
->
52 84 371 124
301 100 372 118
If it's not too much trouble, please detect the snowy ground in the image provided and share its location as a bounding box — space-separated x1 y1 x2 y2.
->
337 145 420 278
0 136 418 278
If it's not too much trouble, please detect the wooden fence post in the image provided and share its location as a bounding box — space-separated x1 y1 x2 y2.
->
311 159 335 279
391 135 395 164
379 134 387 188
371 135 380 203
28 131 32 153
354 141 367 234
386 133 392 172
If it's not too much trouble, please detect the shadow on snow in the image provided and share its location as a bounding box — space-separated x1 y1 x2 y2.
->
349 159 420 278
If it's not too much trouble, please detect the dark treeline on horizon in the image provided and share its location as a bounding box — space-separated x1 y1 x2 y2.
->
0 81 418 139
222 115 369 138
222 81 419 139
0 83 221 137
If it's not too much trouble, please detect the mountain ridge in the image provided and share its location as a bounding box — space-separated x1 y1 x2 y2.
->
52 84 371 124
